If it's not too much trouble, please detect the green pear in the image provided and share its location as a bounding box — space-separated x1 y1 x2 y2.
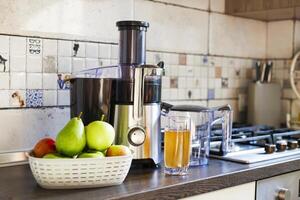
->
43 153 68 159
78 151 104 158
56 113 86 157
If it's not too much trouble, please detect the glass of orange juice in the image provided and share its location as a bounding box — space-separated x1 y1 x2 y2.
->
164 115 191 175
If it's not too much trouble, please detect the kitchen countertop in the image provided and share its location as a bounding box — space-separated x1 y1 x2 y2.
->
2 156 300 200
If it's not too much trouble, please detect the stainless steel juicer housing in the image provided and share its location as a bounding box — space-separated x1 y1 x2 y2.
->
113 21 164 166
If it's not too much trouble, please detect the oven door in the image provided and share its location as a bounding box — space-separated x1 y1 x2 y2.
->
256 170 300 200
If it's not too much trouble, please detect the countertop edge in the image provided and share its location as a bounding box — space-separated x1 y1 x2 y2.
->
116 158 300 200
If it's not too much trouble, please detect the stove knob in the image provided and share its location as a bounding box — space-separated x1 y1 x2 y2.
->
288 140 298 149
276 140 287 152
277 188 291 200
264 144 275 154
128 127 146 146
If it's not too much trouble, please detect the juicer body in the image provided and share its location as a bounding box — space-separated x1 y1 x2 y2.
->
114 104 161 164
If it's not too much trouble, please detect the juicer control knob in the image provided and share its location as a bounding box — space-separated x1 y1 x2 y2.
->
128 127 146 146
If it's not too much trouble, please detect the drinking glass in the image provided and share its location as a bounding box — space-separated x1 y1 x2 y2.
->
164 116 191 175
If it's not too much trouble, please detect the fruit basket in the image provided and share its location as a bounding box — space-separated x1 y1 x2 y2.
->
27 153 132 189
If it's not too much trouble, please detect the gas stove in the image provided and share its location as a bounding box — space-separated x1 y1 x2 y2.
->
210 125 300 164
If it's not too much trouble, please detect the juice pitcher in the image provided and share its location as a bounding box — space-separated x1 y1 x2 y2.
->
161 103 233 166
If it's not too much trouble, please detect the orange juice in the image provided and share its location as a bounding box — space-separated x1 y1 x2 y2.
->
164 130 191 168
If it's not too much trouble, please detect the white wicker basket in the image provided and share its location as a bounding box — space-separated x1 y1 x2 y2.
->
27 153 132 189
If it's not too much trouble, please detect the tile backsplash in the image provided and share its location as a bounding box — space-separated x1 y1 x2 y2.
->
0 35 119 108
0 32 255 126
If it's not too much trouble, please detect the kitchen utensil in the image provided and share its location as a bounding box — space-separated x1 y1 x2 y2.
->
70 21 164 167
266 61 273 82
161 103 233 166
27 153 132 189
255 61 261 82
260 62 266 83
247 83 281 128
113 21 164 167
164 115 191 175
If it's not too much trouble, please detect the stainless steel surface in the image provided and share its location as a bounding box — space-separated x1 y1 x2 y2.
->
264 144 275 154
114 104 161 164
256 170 300 200
133 65 164 123
117 21 148 65
247 83 281 127
211 147 300 164
0 151 28 167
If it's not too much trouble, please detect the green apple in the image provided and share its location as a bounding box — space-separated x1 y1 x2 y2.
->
78 151 105 158
43 153 68 159
86 120 115 151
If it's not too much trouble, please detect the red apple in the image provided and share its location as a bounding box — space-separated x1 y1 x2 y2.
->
106 145 131 157
33 138 56 158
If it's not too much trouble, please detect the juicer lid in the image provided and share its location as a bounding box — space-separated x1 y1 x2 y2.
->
116 20 149 30
70 65 122 79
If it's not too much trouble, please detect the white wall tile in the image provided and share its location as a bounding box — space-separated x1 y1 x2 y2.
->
10 55 26 72
267 20 294 59
0 72 9 89
43 73 57 89
294 21 300 53
0 52 9 72
86 42 98 58
86 58 99 68
73 41 86 57
0 90 9 107
27 38 42 55
58 40 72 57
99 59 111 66
210 13 266 58
99 44 111 58
156 0 209 10
111 45 118 59
58 57 72 73
210 0 225 13
72 57 86 72
178 77 186 89
110 59 118 65
162 76 170 88
43 55 57 73
10 72 26 89
43 90 57 106
134 0 209 54
9 90 26 107
58 90 70 105
43 39 57 56
10 36 26 56
0 35 9 53
0 108 69 151
27 73 42 89
27 55 42 72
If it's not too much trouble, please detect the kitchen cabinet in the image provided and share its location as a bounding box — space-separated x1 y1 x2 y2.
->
226 0 300 21
180 182 255 200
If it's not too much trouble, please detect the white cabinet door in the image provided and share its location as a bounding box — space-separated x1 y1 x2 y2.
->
181 182 256 200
